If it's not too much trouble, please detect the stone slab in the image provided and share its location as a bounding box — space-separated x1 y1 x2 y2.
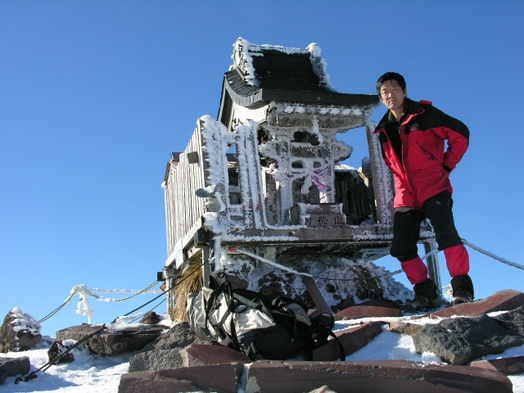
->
312 321 383 361
471 355 524 375
335 299 402 320
246 360 512 393
432 289 524 318
118 363 243 393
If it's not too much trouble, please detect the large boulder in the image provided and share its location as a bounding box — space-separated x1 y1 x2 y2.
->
0 357 30 385
413 305 524 365
128 322 211 372
0 308 41 353
141 322 202 352
56 324 167 356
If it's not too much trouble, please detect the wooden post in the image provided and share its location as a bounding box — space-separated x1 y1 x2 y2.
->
202 245 210 288
301 275 333 317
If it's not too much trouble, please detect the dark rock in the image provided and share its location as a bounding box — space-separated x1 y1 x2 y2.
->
0 357 30 385
56 324 104 342
312 321 383 361
413 306 524 365
56 324 166 355
0 309 41 353
245 360 512 393
118 363 244 393
140 311 161 325
129 335 249 373
471 355 524 375
128 347 186 372
335 299 402 320
88 327 166 355
128 322 212 372
48 341 75 364
146 322 204 351
432 289 524 318
335 297 356 311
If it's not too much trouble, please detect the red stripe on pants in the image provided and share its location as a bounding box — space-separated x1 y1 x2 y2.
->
401 257 428 285
444 244 470 277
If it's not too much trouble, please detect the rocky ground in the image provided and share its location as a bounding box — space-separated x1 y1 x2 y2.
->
2 290 524 392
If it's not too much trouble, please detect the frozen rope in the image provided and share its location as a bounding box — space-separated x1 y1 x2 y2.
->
120 261 205 318
87 287 162 295
315 269 403 282
420 247 439 261
82 281 161 302
462 238 524 271
72 281 162 324
235 248 313 277
38 280 161 324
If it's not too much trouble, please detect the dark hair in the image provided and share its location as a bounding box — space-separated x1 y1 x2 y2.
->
376 72 406 96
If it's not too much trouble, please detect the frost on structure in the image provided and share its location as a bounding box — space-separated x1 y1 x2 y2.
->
232 38 334 90
162 38 441 313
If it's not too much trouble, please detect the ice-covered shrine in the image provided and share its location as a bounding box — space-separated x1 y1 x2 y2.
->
161 38 439 319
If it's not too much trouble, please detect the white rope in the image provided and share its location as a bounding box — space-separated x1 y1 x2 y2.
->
315 268 403 282
70 280 161 324
87 287 162 295
421 247 439 261
462 238 524 271
39 280 161 324
71 280 161 303
235 248 313 277
418 238 523 271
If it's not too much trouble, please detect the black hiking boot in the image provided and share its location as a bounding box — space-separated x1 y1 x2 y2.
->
451 275 474 306
411 279 448 310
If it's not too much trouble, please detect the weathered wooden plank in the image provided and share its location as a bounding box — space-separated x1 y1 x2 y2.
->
301 275 333 316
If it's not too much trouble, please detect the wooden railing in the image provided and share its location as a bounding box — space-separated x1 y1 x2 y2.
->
163 121 207 266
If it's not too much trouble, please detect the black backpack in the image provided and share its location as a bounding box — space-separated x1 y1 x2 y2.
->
186 270 345 361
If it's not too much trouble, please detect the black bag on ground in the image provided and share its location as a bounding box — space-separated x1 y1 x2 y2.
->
186 269 345 360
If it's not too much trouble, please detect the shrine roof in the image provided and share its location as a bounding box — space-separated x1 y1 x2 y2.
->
221 38 379 109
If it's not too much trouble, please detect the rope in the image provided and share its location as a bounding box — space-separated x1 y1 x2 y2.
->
236 248 313 277
39 293 77 323
314 269 403 282
421 247 439 261
38 280 161 323
120 261 204 318
88 281 161 303
40 239 519 325
462 238 524 271
87 287 163 294
127 298 167 324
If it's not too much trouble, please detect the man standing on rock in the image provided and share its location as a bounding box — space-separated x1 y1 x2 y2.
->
374 72 474 307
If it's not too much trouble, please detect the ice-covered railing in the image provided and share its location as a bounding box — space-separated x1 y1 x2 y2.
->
163 117 212 265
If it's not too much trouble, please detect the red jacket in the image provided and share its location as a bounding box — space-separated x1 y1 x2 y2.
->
374 99 469 209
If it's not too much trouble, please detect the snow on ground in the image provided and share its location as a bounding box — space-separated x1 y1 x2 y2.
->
2 313 524 393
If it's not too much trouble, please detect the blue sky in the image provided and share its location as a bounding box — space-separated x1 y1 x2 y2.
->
1 0 523 336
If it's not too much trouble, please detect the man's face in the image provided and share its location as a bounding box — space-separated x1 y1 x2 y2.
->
379 80 406 113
